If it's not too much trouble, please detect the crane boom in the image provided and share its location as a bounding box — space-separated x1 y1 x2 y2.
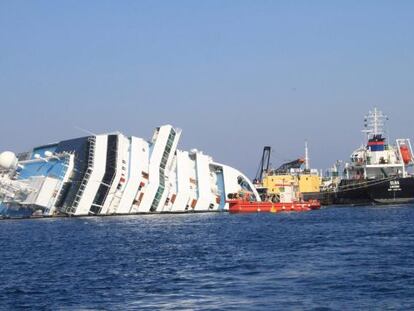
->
255 146 271 183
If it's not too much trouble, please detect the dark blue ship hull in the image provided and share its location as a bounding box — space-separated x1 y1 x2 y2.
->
304 176 414 205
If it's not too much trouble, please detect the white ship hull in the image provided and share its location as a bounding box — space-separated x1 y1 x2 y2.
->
0 125 259 217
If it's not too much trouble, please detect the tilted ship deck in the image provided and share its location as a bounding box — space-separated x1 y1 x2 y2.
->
0 125 260 217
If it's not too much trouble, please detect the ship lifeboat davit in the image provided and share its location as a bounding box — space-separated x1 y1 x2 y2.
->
400 145 412 164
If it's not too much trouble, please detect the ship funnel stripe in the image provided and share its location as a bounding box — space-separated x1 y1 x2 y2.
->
367 141 385 146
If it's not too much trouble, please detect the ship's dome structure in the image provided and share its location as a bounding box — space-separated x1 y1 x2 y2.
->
0 151 17 169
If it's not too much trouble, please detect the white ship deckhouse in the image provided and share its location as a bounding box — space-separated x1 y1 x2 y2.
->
0 125 259 217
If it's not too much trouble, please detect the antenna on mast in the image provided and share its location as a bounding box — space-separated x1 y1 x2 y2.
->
305 140 310 171
362 107 388 140
74 126 97 136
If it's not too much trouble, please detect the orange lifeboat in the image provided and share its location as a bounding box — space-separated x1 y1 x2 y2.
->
400 145 412 164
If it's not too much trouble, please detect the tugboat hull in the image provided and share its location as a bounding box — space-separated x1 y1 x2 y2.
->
227 199 321 213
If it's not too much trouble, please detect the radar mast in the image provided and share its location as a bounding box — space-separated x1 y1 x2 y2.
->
363 107 388 140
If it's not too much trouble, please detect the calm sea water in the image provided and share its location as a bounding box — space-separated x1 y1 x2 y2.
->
1 206 414 310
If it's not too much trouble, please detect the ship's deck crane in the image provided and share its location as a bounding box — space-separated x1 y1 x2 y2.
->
254 146 271 184
274 158 305 174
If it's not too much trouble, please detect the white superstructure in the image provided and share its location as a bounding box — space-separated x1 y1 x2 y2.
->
344 108 414 180
0 125 259 217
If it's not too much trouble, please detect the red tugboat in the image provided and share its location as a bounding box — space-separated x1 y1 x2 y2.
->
227 191 321 214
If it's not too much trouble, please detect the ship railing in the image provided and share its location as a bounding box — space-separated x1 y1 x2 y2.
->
69 136 96 214
44 154 73 215
97 174 118 215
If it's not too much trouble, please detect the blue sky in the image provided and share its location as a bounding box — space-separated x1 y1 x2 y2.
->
1 1 413 177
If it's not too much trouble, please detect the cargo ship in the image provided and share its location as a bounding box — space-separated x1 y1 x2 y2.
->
229 151 321 214
307 108 414 205
253 144 322 204
0 125 261 217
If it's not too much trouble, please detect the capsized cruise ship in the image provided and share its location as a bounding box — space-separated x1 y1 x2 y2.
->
0 125 259 217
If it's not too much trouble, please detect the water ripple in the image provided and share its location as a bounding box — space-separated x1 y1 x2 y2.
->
1 206 414 310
